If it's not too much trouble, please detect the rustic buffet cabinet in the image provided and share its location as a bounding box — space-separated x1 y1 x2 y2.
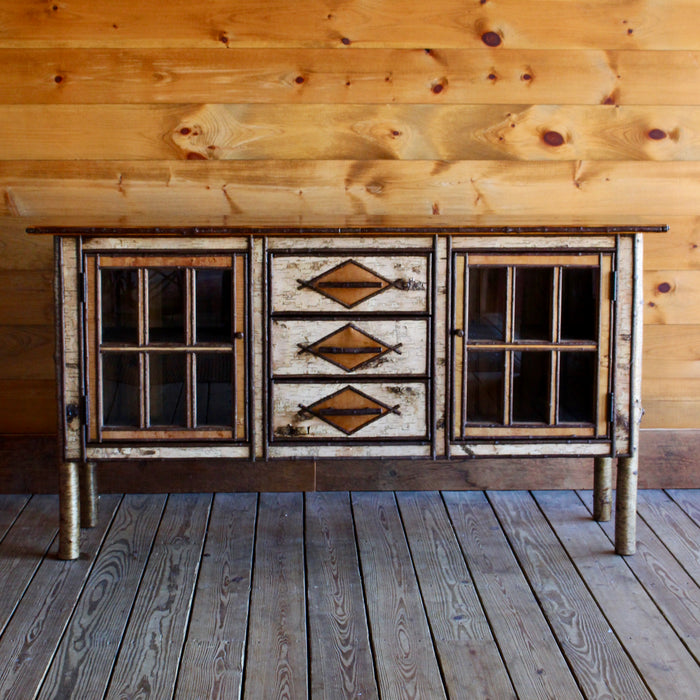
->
31 225 665 559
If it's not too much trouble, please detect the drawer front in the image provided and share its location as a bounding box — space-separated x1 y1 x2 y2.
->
271 319 429 376
271 382 428 441
271 254 429 313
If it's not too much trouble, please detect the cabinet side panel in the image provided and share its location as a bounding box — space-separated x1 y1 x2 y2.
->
614 236 634 455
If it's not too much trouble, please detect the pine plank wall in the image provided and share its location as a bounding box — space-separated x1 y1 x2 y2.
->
0 1 699 488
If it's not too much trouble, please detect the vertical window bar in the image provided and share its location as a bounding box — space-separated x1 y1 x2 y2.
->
186 269 195 429
461 255 468 438
232 255 238 439
95 256 104 441
503 267 515 425
139 269 148 429
550 267 562 424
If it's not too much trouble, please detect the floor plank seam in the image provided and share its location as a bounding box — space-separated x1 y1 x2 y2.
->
485 490 588 699
439 491 519 700
394 491 449 698
348 491 382 699
171 493 216 699
101 493 170 700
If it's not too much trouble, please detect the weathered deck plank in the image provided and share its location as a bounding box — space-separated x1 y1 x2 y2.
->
443 490 584 699
305 492 378 700
104 494 211 700
578 489 700 664
353 491 446 699
0 495 29 540
489 490 652 698
0 490 697 699
244 492 307 700
397 491 515 699
638 490 700 585
38 494 167 700
535 490 700 699
0 495 59 635
0 495 120 700
175 492 257 700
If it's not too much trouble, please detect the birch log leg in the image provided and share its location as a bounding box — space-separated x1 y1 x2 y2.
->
593 457 612 521
59 461 80 560
615 456 638 555
80 461 98 528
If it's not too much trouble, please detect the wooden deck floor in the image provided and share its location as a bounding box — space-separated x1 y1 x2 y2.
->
0 490 698 699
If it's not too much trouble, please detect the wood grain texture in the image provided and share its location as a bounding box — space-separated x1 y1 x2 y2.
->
645 270 700 324
3 48 700 106
305 492 378 700
488 490 652 699
0 325 53 380
38 495 166 700
534 490 700 700
396 491 516 699
175 493 257 700
3 160 700 220
637 490 700 585
0 221 53 268
1 1 700 49
443 490 583 699
0 271 52 325
578 489 700 661
0 494 28 540
668 488 700 527
0 496 58 633
0 495 119 700
352 492 446 699
244 492 307 700
0 379 56 433
105 494 211 700
4 104 700 161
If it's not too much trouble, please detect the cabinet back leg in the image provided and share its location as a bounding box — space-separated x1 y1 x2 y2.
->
593 457 612 521
80 461 98 528
59 461 80 560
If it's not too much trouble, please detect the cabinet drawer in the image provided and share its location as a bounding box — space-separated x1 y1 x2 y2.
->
271 254 429 313
271 382 428 441
271 319 429 376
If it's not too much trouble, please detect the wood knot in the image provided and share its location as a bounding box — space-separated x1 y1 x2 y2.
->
657 282 671 293
179 127 191 135
295 75 305 84
341 37 351 45
186 151 207 160
54 75 63 83
521 73 532 81
543 131 565 147
481 31 502 47
648 128 667 140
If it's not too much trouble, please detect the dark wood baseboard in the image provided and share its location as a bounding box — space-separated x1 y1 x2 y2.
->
1 430 698 494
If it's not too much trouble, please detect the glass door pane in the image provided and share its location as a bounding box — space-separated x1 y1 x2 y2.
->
148 269 185 343
196 353 232 426
101 269 138 344
468 268 507 340
102 353 140 427
466 351 504 424
196 269 232 343
558 351 596 423
561 268 599 341
514 268 552 341
512 351 550 423
149 353 187 426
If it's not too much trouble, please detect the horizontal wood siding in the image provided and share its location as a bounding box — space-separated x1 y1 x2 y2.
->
0 0 698 452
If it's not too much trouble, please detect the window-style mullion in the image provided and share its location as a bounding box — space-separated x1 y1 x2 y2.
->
140 269 148 429
550 267 562 425
461 256 468 437
186 269 195 429
503 266 515 425
95 255 104 442
232 256 238 439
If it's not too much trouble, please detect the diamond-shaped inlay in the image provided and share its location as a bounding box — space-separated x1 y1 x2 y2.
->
297 259 394 308
299 386 401 435
298 323 402 372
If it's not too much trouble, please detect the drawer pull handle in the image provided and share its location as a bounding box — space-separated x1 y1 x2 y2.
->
319 407 383 416
453 329 465 338
316 345 384 354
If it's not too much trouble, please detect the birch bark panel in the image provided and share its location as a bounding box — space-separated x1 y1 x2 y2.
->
271 319 429 376
272 381 427 440
1 1 700 50
271 254 429 314
4 49 700 106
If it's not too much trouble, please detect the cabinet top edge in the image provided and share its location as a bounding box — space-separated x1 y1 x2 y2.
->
27 225 668 237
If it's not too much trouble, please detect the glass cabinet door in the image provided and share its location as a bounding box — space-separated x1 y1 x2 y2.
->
84 254 248 443
452 252 613 441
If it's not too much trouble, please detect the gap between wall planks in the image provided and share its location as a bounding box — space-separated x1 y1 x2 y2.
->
0 431 698 494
